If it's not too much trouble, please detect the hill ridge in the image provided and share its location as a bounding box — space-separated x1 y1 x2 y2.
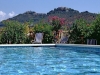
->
0 7 97 27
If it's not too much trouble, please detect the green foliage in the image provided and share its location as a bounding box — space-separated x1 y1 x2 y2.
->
34 22 53 43
34 23 53 34
69 14 100 44
42 34 53 43
0 20 26 44
69 19 91 44
90 14 100 44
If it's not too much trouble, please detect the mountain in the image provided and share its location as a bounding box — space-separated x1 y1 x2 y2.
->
0 7 97 27
47 7 97 24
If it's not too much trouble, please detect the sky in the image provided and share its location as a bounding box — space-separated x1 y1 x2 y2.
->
0 0 100 21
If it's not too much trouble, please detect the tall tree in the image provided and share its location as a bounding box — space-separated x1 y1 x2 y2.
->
0 20 26 44
91 14 100 44
48 16 65 32
69 19 91 44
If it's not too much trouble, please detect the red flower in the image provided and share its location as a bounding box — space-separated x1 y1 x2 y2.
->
48 16 65 26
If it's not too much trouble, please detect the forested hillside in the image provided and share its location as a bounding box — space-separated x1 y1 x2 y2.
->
0 7 97 27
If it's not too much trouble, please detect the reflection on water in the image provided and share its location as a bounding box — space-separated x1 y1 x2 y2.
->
34 47 42 52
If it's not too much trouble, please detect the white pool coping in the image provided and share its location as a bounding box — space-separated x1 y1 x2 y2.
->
0 44 55 47
0 44 100 48
56 44 100 48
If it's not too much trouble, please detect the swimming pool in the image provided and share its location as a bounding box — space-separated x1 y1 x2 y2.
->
0 45 100 75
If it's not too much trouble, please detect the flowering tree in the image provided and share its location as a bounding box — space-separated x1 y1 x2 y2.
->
48 16 65 43
48 16 65 31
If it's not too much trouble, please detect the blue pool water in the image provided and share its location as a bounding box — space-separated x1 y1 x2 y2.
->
0 46 100 75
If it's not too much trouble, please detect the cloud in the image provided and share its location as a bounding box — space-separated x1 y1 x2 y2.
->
0 11 16 22
0 11 6 17
0 11 6 21
8 11 16 17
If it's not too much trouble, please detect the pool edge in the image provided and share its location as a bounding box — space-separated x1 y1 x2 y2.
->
0 44 100 48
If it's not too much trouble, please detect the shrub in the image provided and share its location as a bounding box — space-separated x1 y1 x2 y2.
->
0 20 26 44
34 22 53 43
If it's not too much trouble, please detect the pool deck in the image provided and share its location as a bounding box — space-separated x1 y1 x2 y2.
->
0 44 100 48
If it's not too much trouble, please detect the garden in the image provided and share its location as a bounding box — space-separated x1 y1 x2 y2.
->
0 14 100 44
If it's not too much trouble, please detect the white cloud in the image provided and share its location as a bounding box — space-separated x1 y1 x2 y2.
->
0 11 17 22
0 11 6 17
8 11 16 17
0 11 6 21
